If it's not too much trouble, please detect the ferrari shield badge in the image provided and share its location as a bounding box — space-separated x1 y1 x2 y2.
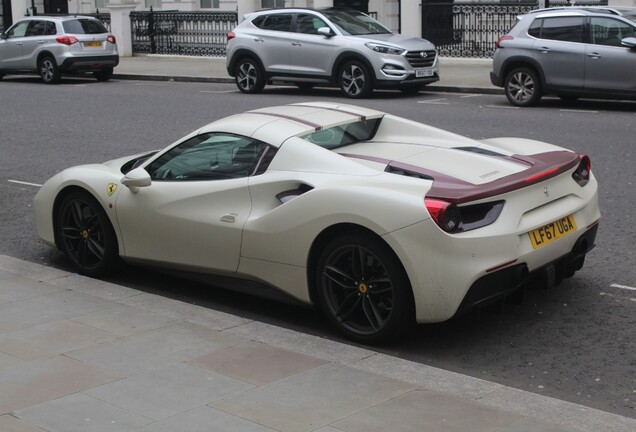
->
107 183 118 196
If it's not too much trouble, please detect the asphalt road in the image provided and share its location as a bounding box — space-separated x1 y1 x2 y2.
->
1 76 634 418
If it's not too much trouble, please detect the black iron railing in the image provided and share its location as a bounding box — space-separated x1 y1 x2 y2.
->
422 0 609 58
130 9 237 56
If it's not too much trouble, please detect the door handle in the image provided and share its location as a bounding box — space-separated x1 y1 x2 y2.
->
587 52 602 59
536 46 551 53
220 213 238 223
254 38 264 42
291 42 302 46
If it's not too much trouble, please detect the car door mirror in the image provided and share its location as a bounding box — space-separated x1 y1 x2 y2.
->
121 167 151 193
0 33 7 40
317 27 334 38
621 37 636 49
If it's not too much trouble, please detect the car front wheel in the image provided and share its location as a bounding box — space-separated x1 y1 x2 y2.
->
316 233 414 344
55 191 120 277
39 56 61 84
339 61 372 98
235 58 265 94
504 67 542 107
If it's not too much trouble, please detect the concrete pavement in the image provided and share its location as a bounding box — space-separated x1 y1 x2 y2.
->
1 254 635 432
113 54 499 94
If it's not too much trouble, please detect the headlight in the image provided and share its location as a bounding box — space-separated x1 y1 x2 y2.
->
365 42 405 55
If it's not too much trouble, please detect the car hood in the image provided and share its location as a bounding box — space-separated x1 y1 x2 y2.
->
350 33 436 50
337 142 528 185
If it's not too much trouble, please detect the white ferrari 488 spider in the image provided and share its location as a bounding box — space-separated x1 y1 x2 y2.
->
34 102 600 343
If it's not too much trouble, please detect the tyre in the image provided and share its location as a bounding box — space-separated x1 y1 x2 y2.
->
315 232 414 344
234 58 265 94
504 67 541 107
94 68 113 82
339 60 372 98
39 56 61 84
55 191 120 277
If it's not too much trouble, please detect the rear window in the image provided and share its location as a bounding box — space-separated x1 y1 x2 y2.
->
62 19 108 34
301 118 381 150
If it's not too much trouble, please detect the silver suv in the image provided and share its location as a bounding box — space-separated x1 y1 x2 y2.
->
491 7 636 106
226 8 438 98
0 15 119 84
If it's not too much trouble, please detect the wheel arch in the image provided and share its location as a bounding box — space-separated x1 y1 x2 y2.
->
500 57 546 89
36 51 57 66
227 49 266 78
331 51 376 84
306 223 414 308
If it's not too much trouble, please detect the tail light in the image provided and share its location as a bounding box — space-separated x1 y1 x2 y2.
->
227 31 236 41
496 35 513 49
56 36 79 45
425 199 505 233
107 35 116 44
572 154 591 187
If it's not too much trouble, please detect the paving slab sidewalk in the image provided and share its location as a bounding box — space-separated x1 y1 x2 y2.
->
1 255 635 432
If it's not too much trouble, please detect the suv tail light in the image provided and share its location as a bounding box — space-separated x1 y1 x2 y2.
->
572 154 591 187
56 36 79 46
425 199 505 233
496 35 513 49
107 35 116 44
227 31 236 41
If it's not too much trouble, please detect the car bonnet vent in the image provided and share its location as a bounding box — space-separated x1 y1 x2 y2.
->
454 146 506 157
385 165 434 180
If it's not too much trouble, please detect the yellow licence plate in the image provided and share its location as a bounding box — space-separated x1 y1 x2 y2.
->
85 41 102 48
528 214 577 249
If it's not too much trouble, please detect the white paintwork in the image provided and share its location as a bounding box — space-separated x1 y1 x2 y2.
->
33 102 601 323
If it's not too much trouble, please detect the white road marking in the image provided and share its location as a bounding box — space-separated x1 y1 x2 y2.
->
417 98 449 105
200 90 236 94
559 109 598 114
610 283 636 291
486 105 518 109
460 94 480 98
8 180 42 187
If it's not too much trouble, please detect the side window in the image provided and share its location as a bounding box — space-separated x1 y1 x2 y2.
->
45 22 58 36
590 17 635 47
6 21 30 38
528 18 542 38
296 14 328 35
26 21 47 37
146 133 269 181
540 17 585 43
258 14 293 32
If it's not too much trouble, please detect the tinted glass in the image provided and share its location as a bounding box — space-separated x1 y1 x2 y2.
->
257 14 293 32
62 19 108 34
528 18 542 38
45 21 57 35
296 14 328 35
590 17 635 47
321 9 391 35
26 21 47 36
302 118 381 149
146 133 268 181
540 17 585 43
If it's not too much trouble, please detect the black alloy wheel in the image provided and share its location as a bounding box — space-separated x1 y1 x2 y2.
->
235 58 265 94
339 61 372 98
39 56 61 84
316 233 414 344
94 68 114 82
55 191 119 277
504 67 542 107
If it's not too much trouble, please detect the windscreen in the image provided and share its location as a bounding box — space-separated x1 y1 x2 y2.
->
321 9 391 35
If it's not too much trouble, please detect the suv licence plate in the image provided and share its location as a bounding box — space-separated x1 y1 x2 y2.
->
528 214 577 249
415 69 434 78
85 41 102 48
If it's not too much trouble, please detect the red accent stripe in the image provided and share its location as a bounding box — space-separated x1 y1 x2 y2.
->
249 111 322 131
524 167 558 183
486 259 518 273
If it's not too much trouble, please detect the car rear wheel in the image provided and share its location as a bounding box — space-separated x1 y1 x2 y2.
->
339 61 372 98
504 67 541 107
316 233 414 344
94 68 113 82
235 58 265 94
55 191 119 277
39 56 61 84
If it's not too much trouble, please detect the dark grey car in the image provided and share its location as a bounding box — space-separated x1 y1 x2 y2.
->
491 7 636 106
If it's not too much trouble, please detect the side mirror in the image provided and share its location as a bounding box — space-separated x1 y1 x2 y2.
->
121 167 151 193
621 37 636 49
317 27 334 38
0 33 7 40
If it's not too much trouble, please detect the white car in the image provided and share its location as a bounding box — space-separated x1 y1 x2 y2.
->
34 102 600 344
